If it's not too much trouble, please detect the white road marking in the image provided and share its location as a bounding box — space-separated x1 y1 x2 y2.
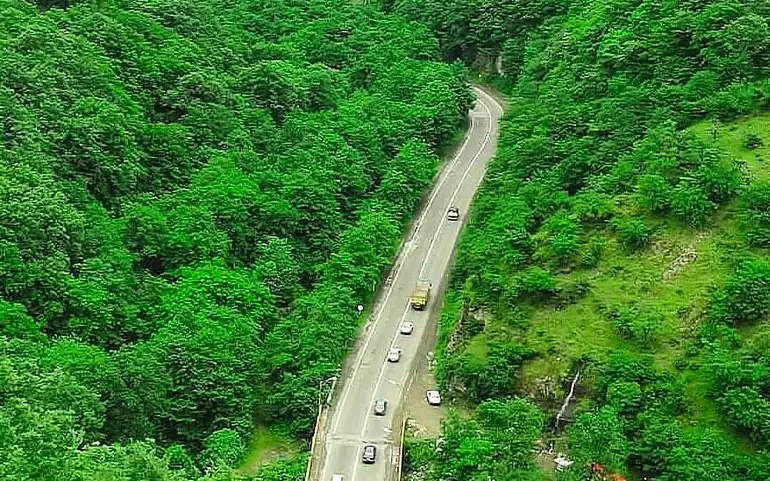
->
417 99 493 279
319 115 479 481
351 93 497 481
328 116 477 436
319 87 504 481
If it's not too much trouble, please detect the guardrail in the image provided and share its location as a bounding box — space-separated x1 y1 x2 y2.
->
397 415 407 481
305 377 337 481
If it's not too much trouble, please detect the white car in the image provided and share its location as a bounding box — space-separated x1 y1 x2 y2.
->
387 347 401 362
426 390 441 405
400 321 414 335
447 206 460 221
332 476 344 481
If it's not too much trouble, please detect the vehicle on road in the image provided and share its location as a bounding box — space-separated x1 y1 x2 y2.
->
374 399 387 416
332 475 344 481
447 206 460 221
400 321 414 334
426 390 441 405
362 444 376 464
410 280 431 310
387 347 401 362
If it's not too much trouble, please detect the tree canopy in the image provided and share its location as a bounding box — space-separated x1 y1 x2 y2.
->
1 0 472 477
398 0 770 480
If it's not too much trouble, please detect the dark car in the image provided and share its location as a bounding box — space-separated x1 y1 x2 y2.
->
362 444 376 464
374 399 387 416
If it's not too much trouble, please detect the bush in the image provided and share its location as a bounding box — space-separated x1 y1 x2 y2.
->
536 211 581 266
572 191 616 223
740 182 770 246
710 259 770 325
518 266 557 298
450 339 536 402
607 304 663 349
707 82 757 121
716 386 770 446
672 180 717 226
610 216 651 249
636 173 672 212
743 131 764 150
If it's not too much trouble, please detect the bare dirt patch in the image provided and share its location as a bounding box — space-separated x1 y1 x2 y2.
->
404 351 444 437
662 230 710 281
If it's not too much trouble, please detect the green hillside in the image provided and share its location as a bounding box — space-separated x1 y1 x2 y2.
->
399 1 770 480
6 0 770 479
0 0 472 479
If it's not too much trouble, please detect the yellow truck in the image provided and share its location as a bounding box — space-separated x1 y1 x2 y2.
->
410 280 432 310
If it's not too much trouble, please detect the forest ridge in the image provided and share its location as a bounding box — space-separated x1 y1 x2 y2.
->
5 0 770 480
0 0 473 479
396 0 770 480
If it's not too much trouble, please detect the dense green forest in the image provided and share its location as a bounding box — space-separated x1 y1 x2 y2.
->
399 0 770 480
0 0 473 478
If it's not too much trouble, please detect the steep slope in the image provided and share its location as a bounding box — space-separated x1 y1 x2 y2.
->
0 0 473 479
398 1 770 480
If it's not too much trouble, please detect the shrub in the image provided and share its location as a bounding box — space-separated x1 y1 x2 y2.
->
671 180 717 226
580 236 605 268
518 266 557 297
743 131 764 150
710 259 770 325
450 339 536 402
607 304 664 348
536 211 581 265
554 278 592 307
572 190 616 223
716 386 770 446
707 82 757 121
610 216 651 249
636 173 672 212
740 181 770 246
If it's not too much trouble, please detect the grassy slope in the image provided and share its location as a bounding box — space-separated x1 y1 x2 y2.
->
237 427 302 475
443 112 770 442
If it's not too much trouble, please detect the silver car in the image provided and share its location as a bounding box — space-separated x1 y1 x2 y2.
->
374 399 387 416
387 347 401 362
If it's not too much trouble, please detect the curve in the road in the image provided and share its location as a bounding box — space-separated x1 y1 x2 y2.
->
316 86 503 481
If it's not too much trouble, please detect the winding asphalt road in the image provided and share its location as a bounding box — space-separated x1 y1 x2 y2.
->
313 87 503 481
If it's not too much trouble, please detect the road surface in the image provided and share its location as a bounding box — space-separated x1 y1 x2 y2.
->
314 87 503 481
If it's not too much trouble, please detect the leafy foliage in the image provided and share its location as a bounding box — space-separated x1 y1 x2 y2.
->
710 259 770 326
740 181 770 246
407 399 546 481
0 0 472 476
401 0 770 478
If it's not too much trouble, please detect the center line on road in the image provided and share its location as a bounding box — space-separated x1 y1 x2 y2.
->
318 88 503 481
327 118 477 434
318 115 479 481
350 93 496 481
